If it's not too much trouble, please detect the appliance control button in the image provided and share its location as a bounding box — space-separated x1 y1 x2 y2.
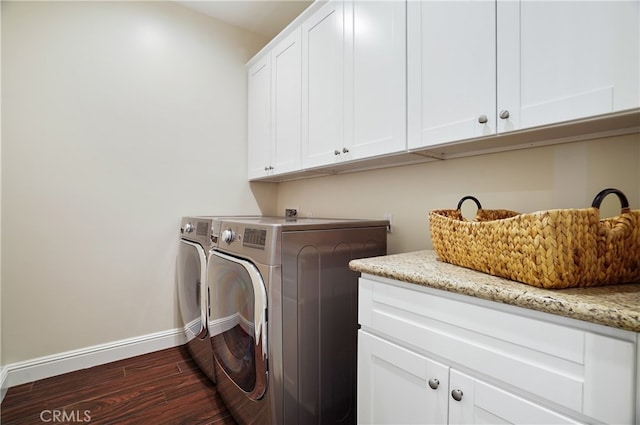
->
183 223 194 233
221 229 235 243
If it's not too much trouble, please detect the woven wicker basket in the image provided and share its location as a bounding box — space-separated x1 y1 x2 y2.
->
429 189 640 289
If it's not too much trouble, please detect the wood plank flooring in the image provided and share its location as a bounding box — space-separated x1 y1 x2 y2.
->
1 345 238 425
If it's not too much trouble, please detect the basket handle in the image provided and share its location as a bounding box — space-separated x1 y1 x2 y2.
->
591 188 630 211
457 196 482 210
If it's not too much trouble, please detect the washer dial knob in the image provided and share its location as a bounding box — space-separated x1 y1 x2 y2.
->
183 223 194 233
221 229 235 244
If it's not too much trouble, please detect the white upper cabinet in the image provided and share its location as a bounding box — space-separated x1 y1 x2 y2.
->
407 1 497 148
498 0 640 133
247 55 272 179
301 0 345 169
345 0 406 160
247 29 302 180
302 0 407 169
408 0 640 149
271 28 302 175
248 0 639 180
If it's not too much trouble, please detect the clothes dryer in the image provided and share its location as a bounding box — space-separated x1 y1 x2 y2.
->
206 217 388 425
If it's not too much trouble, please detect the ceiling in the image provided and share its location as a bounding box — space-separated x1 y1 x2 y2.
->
176 0 314 40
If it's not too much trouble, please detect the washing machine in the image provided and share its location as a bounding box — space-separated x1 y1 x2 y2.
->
177 216 218 383
206 217 388 425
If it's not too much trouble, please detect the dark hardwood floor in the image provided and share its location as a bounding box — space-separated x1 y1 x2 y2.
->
1 345 238 425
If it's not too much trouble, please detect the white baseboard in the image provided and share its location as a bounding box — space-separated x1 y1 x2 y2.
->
0 328 187 402
1 365 8 401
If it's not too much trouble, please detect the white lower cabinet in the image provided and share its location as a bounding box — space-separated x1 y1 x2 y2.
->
358 331 579 425
357 276 638 424
358 331 448 424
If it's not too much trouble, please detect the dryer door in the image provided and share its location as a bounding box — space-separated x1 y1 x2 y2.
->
177 239 215 382
208 250 268 401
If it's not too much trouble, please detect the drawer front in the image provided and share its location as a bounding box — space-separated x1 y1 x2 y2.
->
358 277 635 424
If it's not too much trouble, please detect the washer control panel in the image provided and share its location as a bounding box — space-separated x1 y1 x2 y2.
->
213 220 277 265
180 217 214 248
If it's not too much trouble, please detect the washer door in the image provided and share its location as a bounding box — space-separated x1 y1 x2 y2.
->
208 250 268 401
177 240 208 340
177 239 215 382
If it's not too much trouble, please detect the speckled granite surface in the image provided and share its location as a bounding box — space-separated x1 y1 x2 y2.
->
349 250 640 333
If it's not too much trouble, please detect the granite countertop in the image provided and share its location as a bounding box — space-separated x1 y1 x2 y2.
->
349 250 640 333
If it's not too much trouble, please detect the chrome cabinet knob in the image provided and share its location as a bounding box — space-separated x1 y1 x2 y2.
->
451 389 463 401
342 147 349 153
428 378 440 390
499 110 510 119
478 115 488 124
334 150 341 155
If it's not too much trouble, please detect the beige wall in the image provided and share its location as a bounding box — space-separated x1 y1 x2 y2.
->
276 134 640 254
1 1 273 364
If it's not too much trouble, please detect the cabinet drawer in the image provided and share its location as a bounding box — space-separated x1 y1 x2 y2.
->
359 277 636 424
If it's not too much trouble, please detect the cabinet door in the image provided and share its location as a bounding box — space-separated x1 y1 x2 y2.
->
358 331 449 425
448 370 581 425
497 0 640 133
345 0 406 159
247 56 272 179
301 0 345 169
407 0 496 149
271 28 302 175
